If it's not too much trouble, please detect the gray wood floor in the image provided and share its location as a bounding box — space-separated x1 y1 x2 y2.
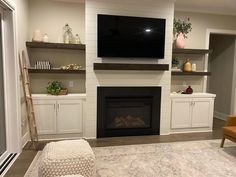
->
4 118 225 177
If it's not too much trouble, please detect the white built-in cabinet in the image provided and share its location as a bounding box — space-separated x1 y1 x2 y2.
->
170 93 216 133
33 99 57 134
32 94 86 139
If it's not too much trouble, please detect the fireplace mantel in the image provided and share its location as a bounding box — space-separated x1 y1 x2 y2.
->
94 63 169 71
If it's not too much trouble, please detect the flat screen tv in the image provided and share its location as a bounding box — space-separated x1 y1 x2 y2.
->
97 14 166 59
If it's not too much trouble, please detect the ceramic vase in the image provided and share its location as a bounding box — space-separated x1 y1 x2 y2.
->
175 33 185 48
32 30 42 42
183 59 192 72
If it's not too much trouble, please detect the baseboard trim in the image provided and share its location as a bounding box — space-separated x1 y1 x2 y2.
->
214 111 227 121
21 132 30 148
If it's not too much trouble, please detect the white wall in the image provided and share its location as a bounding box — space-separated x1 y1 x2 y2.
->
85 0 174 137
28 0 86 94
209 34 236 117
29 0 85 43
15 0 30 146
175 11 236 48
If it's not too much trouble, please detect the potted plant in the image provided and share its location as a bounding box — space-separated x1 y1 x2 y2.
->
46 81 68 95
172 57 180 69
173 18 192 48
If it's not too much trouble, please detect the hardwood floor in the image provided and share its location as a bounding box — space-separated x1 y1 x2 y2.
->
4 118 225 177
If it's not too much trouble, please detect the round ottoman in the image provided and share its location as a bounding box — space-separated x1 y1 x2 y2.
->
38 139 95 177
61 175 84 177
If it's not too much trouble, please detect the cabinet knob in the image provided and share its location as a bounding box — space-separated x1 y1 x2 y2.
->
191 101 195 106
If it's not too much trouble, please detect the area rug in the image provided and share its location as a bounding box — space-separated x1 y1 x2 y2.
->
24 140 236 177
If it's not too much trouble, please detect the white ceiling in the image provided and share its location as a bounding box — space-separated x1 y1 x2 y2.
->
51 0 85 3
50 0 236 16
175 0 236 16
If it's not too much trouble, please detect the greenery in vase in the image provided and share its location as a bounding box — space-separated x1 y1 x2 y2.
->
46 81 62 95
173 18 192 39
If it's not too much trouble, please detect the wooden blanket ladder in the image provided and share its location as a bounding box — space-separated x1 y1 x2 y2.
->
19 51 38 147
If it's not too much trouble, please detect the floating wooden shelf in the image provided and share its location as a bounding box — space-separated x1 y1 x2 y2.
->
171 71 211 76
26 41 86 50
93 63 169 71
173 48 211 55
28 68 86 74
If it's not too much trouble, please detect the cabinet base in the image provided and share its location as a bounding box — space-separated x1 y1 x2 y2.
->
170 128 212 134
38 133 83 141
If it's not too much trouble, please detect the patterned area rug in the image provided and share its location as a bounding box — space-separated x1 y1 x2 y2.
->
24 140 236 177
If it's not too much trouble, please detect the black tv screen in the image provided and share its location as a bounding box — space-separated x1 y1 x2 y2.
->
97 14 166 58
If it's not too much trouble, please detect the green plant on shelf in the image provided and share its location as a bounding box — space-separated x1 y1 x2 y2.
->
172 57 180 68
46 81 62 95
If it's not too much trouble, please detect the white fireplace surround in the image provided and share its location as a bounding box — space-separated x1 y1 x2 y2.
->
85 0 174 138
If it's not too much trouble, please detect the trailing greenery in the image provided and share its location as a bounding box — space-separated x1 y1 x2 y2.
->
173 18 192 38
46 81 62 95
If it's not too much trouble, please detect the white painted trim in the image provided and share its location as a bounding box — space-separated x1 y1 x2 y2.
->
83 137 96 140
0 0 16 11
21 132 30 148
214 111 227 121
170 129 212 134
0 0 21 155
206 28 236 116
0 5 10 162
231 39 236 114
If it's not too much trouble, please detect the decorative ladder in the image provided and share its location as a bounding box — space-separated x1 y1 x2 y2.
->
19 51 38 148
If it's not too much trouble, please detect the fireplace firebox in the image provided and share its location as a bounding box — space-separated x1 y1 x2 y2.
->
97 87 161 138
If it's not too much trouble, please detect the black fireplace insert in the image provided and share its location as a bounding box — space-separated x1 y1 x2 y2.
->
97 87 161 138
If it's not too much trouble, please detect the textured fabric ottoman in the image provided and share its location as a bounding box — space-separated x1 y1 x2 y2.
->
61 175 84 177
38 139 95 177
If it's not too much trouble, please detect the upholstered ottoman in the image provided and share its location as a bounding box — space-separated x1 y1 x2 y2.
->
38 139 95 177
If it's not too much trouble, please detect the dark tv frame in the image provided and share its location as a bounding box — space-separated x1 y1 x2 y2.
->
97 14 166 59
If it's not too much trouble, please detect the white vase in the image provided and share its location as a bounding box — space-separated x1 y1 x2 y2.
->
42 34 49 42
32 30 42 42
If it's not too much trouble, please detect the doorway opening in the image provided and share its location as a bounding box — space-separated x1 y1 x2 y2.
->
207 31 236 120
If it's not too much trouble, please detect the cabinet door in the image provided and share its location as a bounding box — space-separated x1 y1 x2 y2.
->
57 100 82 134
192 98 211 128
171 98 192 129
33 100 57 134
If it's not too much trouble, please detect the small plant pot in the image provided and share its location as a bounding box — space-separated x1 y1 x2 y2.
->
58 88 68 95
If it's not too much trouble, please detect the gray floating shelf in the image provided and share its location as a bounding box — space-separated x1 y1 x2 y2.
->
173 48 212 55
93 63 169 71
26 41 85 50
28 68 86 74
171 71 211 76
